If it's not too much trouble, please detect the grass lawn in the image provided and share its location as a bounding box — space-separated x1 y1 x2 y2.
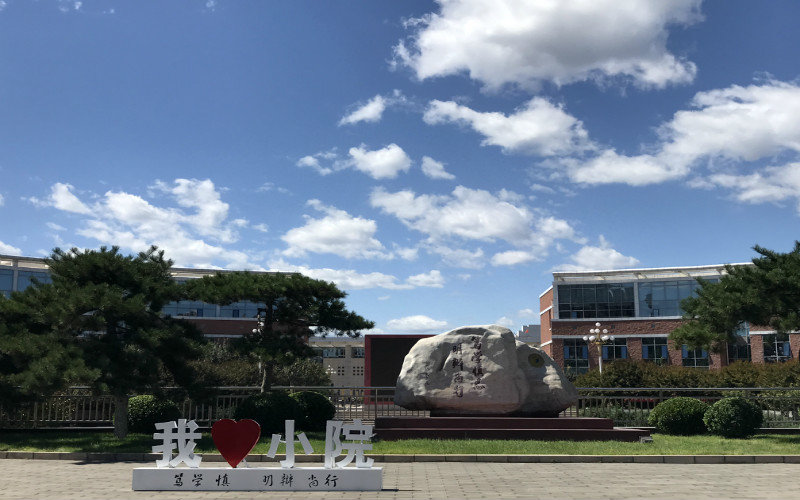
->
1 430 798 455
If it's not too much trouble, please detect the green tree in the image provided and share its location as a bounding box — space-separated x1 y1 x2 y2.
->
671 242 800 351
183 272 372 392
1 246 207 438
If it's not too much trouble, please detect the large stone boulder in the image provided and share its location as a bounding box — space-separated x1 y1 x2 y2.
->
394 325 577 416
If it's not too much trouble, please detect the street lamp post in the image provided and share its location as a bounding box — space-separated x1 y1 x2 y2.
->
583 322 614 373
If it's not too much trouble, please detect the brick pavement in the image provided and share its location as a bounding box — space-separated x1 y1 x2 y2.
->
2 459 800 500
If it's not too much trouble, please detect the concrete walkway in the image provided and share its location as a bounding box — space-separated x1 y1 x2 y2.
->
2 458 800 499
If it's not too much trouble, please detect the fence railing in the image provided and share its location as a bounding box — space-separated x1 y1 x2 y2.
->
2 386 799 429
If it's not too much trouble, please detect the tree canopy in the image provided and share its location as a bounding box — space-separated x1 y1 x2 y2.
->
0 246 207 438
671 242 800 351
182 271 373 390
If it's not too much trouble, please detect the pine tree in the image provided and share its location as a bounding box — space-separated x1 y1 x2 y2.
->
671 241 800 351
183 271 373 392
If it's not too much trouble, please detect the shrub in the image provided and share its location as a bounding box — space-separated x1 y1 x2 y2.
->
704 397 763 438
233 391 301 434
291 391 336 431
128 395 182 433
647 397 709 435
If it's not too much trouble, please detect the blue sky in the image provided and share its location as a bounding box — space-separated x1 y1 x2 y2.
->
2 0 799 334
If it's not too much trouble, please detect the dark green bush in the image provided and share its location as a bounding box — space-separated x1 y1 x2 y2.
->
647 397 709 435
291 391 336 431
704 397 763 438
128 395 182 433
233 391 301 434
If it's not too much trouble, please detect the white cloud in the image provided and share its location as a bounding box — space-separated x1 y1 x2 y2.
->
386 315 448 333
495 316 516 329
338 90 408 126
491 250 535 267
420 156 455 180
518 308 537 319
562 80 800 189
269 258 431 291
394 0 701 90
253 223 269 233
371 185 579 268
281 200 392 260
406 270 445 288
0 193 4 206
556 236 640 272
0 240 22 255
298 144 412 180
423 98 592 156
348 144 412 179
29 179 263 270
339 95 386 126
46 222 66 231
28 183 92 214
703 163 800 213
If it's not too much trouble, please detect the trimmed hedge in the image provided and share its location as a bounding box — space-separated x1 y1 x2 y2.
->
648 397 709 435
233 392 302 434
291 391 336 431
128 395 182 433
704 397 763 438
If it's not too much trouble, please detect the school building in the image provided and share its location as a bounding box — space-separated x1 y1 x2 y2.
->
539 264 800 375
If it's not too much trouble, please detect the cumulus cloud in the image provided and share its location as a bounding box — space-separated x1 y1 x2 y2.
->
297 144 412 179
423 98 592 156
0 240 22 255
0 193 4 206
495 316 516 329
406 269 445 288
491 250 535 267
269 258 445 291
28 183 92 214
518 308 537 319
702 163 800 213
348 144 412 179
420 156 455 180
27 179 262 269
394 0 701 90
562 80 800 191
281 200 392 260
556 236 640 272
370 185 578 268
338 90 408 126
386 315 448 333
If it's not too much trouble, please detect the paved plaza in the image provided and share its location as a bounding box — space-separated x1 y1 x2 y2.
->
2 459 800 500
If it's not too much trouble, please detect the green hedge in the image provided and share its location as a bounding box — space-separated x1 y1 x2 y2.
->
648 397 709 435
128 395 182 433
233 392 302 434
291 391 336 431
704 397 763 438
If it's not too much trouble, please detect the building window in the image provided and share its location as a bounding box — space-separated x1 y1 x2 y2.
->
642 337 669 364
351 347 365 358
0 269 12 297
323 347 346 358
602 338 627 361
557 283 635 319
682 345 709 369
637 279 716 318
563 339 589 375
352 366 364 376
336 366 346 376
763 334 791 363
16 270 51 291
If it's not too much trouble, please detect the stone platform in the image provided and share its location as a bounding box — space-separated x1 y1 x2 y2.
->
374 416 650 442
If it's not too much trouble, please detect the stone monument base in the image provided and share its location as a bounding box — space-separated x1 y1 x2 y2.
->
132 466 382 491
374 416 650 442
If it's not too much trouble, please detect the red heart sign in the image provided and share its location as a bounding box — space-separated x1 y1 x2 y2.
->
211 419 261 468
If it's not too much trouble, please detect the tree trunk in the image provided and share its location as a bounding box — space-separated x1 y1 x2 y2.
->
113 395 129 439
259 360 274 394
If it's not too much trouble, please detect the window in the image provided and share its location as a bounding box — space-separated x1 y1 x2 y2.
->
763 334 791 363
602 338 627 361
637 279 717 318
0 269 12 297
16 270 51 290
642 337 669 364
351 347 365 358
563 339 589 375
557 283 635 319
352 366 364 376
336 366 346 376
682 345 709 369
323 347 346 358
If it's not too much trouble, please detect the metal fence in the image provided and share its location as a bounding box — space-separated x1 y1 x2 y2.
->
2 386 799 429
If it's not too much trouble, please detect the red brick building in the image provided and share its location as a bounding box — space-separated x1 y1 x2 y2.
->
539 264 800 375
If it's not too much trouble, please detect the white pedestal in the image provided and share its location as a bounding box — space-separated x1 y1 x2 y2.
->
132 466 382 491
